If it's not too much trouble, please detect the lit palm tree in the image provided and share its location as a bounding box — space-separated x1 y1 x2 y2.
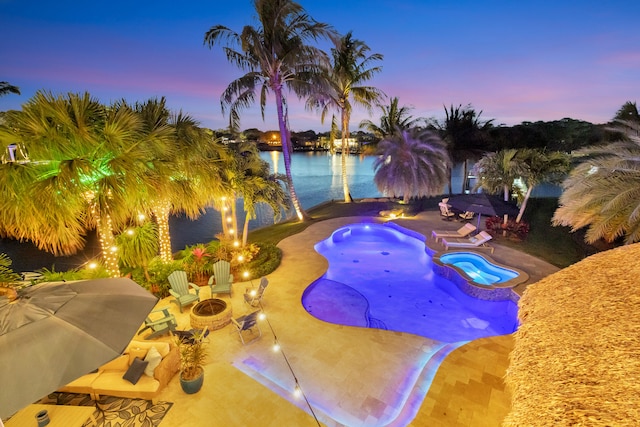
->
553 122 640 244
0 92 145 276
306 31 384 202
373 127 450 203
204 0 335 220
359 97 421 140
133 98 227 262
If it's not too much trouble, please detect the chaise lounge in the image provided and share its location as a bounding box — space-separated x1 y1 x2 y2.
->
442 230 494 253
431 223 476 242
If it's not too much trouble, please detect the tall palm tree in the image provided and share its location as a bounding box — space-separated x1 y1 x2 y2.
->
133 99 227 262
553 122 640 244
0 82 20 97
204 0 335 220
437 104 494 195
306 31 384 202
373 127 450 203
359 97 421 140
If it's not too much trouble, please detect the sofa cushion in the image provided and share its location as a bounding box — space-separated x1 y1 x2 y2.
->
123 357 148 385
128 347 148 365
143 346 162 377
127 340 171 358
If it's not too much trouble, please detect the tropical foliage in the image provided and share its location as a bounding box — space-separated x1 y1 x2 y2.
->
475 148 571 222
306 31 384 202
204 0 335 220
435 104 494 194
373 127 450 203
360 97 422 141
0 82 20 97
553 122 640 244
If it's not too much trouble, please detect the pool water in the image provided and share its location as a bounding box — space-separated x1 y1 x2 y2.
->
302 222 519 343
438 252 518 285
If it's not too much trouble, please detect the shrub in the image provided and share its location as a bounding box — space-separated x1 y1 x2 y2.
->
245 243 282 279
485 216 530 240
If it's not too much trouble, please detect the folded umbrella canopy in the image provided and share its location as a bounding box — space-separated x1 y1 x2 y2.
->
447 193 519 230
0 278 158 420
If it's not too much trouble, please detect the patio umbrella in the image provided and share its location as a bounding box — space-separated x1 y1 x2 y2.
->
447 193 519 230
0 277 158 420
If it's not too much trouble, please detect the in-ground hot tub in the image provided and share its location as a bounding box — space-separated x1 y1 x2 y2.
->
190 298 232 330
431 251 529 301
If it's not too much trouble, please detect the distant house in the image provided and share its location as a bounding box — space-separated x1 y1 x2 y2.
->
332 138 359 151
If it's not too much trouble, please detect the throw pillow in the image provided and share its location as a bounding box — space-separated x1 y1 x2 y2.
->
123 357 148 385
129 347 148 365
143 346 162 377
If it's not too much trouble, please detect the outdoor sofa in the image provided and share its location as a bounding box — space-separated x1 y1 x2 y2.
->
58 339 179 402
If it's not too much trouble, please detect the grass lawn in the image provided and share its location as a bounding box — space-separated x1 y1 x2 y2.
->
249 197 604 269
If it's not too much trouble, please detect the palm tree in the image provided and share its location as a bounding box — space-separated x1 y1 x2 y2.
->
373 127 450 203
306 31 384 202
437 104 494 195
553 122 640 244
474 149 525 201
0 82 20 97
204 0 335 220
513 149 571 223
359 97 421 140
133 98 227 262
0 92 145 276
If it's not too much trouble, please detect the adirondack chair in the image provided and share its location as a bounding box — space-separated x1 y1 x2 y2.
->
167 270 200 313
244 277 269 307
208 260 233 296
231 310 262 345
137 307 177 340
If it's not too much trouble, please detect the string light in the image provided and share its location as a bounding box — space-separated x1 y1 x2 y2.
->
233 241 240 247
126 229 134 236
260 302 320 426
237 255 244 262
243 271 250 279
88 262 97 269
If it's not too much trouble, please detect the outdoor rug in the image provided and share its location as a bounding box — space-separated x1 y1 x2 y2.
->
39 392 173 427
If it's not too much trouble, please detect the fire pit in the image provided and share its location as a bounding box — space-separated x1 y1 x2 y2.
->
190 298 232 331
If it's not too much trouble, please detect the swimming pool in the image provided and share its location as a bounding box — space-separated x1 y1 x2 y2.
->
302 222 519 343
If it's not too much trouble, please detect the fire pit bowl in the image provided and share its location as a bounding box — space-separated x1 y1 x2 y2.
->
190 298 232 330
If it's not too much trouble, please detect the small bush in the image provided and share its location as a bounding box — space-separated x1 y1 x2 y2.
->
245 243 282 279
485 216 530 240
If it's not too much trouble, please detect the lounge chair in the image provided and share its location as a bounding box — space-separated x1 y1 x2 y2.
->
244 277 269 307
168 270 200 313
442 231 494 253
208 260 233 296
231 311 262 345
137 307 177 340
458 211 475 221
431 223 477 242
438 202 456 220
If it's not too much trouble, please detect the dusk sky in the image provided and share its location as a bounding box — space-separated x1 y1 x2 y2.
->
2 0 639 132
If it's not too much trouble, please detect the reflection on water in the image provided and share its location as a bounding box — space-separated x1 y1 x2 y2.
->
0 152 559 272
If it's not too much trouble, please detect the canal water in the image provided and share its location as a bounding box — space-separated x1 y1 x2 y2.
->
0 152 558 272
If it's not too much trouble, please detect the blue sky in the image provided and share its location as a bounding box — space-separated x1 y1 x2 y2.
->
1 0 638 132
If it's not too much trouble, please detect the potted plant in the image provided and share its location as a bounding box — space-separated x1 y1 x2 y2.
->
176 328 209 394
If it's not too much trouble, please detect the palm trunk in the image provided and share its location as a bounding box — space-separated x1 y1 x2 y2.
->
274 87 310 221
516 186 533 223
242 211 251 247
153 201 173 263
95 213 120 277
220 198 229 236
447 167 453 196
341 107 351 203
230 194 238 241
461 159 468 194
